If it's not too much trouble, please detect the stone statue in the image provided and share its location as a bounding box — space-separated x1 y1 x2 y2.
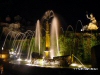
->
86 13 98 30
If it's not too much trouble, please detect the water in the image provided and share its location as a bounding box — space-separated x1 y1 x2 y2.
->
66 25 74 32
2 31 13 50
75 20 83 32
26 31 35 61
35 20 41 55
60 27 64 34
8 30 34 60
11 32 23 49
16 30 34 59
50 17 60 59
72 54 86 68
66 25 74 55
16 33 26 58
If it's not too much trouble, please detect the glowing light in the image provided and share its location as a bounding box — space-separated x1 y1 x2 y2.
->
25 59 28 61
26 64 32 66
2 47 3 50
0 54 7 59
27 60 31 63
70 63 78 66
17 58 22 61
50 49 54 59
44 50 50 59
46 21 50 48
78 65 83 68
70 63 85 68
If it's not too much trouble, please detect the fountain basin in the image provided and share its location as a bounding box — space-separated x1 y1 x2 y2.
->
3 61 73 75
53 55 71 67
3 61 97 75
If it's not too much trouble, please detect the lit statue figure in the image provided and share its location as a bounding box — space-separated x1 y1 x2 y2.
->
86 13 98 30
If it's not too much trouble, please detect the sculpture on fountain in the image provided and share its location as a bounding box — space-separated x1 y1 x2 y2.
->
81 13 98 31
41 10 54 59
86 13 98 30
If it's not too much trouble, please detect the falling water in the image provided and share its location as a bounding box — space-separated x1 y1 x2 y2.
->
24 31 34 60
60 27 64 34
14 33 25 53
2 31 13 50
66 25 74 32
66 25 74 61
75 20 83 32
17 33 26 59
72 54 86 68
27 31 35 61
35 20 41 55
50 17 60 59
17 30 34 59
11 32 23 49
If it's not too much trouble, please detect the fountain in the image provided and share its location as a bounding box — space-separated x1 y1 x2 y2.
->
35 20 41 55
50 16 60 59
2 10 98 75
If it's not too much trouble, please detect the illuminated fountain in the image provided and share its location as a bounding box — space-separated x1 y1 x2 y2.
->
35 20 41 55
50 17 60 59
2 10 97 75
4 11 84 66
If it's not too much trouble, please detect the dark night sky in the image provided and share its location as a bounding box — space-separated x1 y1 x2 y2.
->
0 0 100 27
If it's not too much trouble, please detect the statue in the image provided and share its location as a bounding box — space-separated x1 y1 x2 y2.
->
86 13 98 30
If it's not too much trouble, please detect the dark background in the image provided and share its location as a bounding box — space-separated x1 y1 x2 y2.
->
0 0 100 28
